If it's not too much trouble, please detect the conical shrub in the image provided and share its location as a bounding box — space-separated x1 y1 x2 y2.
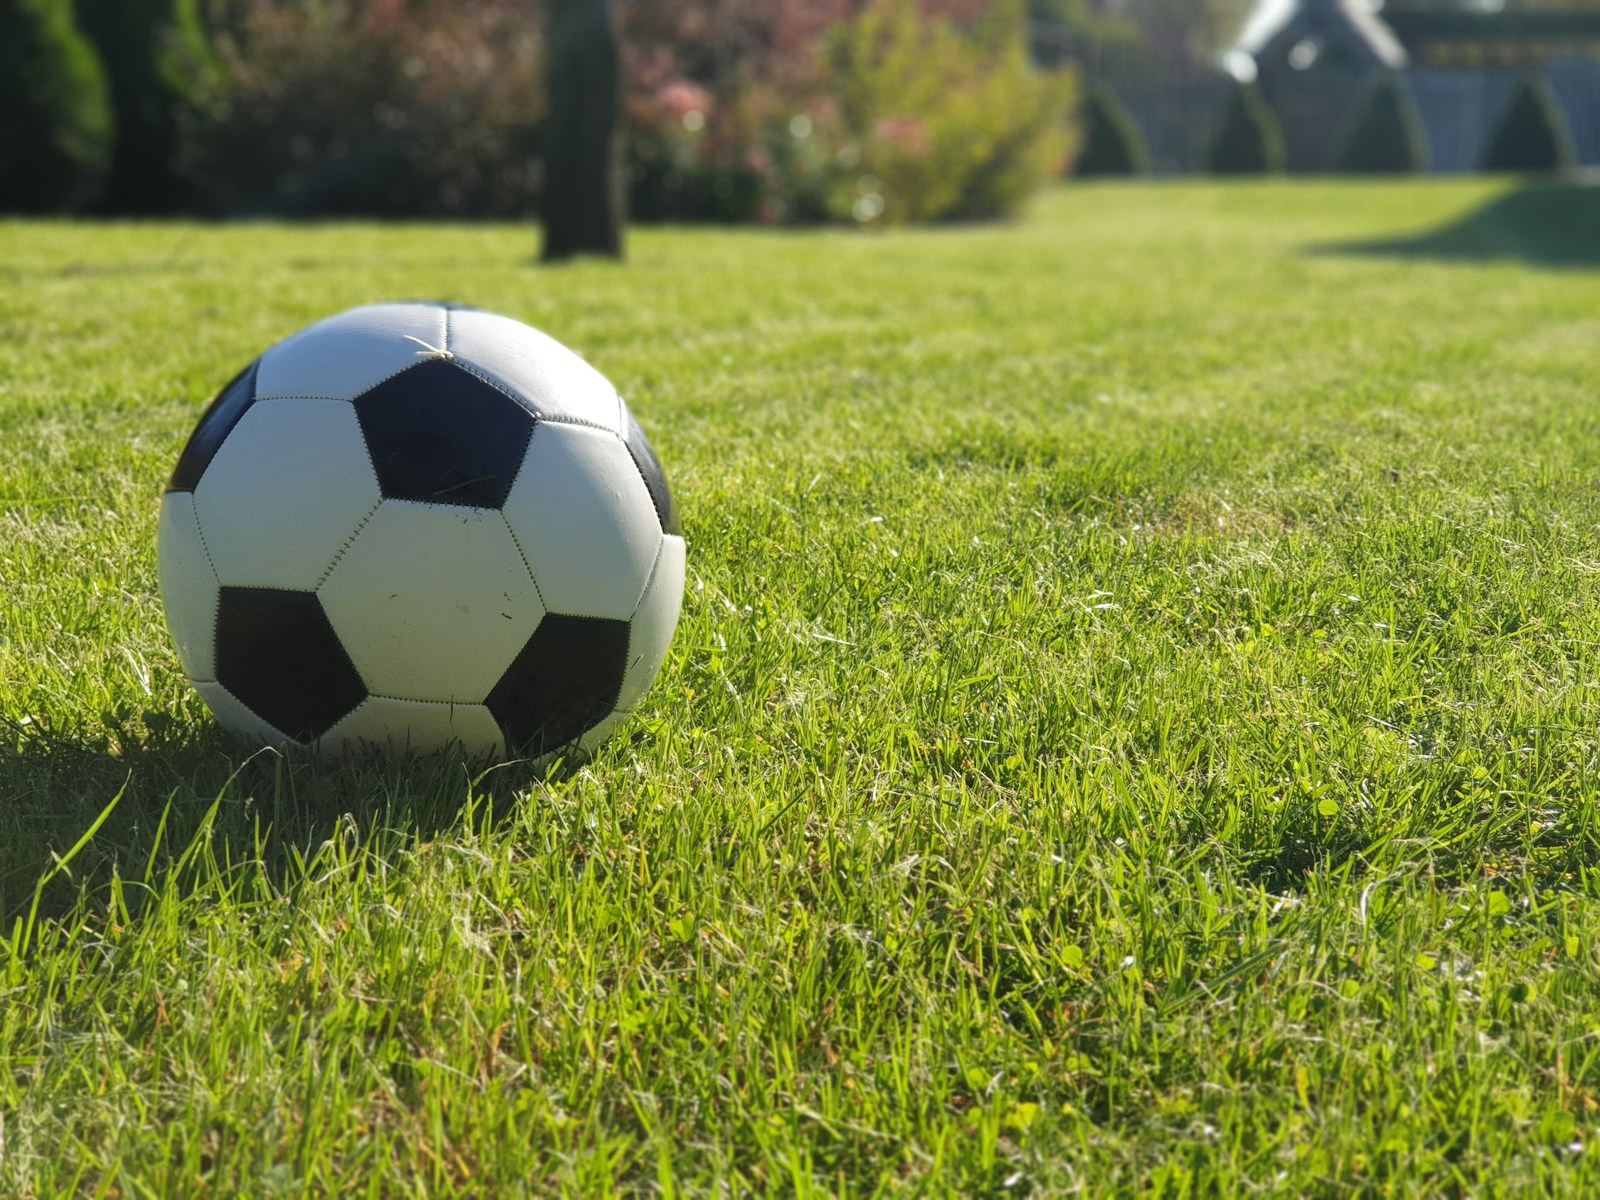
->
1334 74 1427 175
1481 76 1575 174
1207 80 1285 175
74 0 209 213
0 0 113 211
1073 87 1147 178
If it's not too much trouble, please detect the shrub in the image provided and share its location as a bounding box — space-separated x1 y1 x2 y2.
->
1206 79 1283 175
619 0 846 223
622 0 1070 225
1072 87 1146 178
827 0 1075 224
1481 75 1575 174
74 0 209 213
172 0 1072 224
624 77 792 225
179 0 542 217
1334 74 1427 175
0 0 112 212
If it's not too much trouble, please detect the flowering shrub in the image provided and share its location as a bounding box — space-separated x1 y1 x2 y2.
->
177 0 1072 224
623 0 1073 225
823 0 1076 224
618 0 849 223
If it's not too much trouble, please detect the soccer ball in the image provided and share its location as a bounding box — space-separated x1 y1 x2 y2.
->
157 302 685 761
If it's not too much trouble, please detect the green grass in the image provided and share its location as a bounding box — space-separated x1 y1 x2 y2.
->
5 179 1600 1195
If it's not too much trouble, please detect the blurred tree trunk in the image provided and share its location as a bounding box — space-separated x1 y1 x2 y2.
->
542 0 624 261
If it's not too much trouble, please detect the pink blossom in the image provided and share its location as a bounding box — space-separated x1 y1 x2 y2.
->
872 115 928 155
655 80 714 121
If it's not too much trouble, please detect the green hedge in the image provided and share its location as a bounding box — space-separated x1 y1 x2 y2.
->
1207 80 1284 175
1334 74 1427 175
1073 87 1146 177
1481 76 1575 174
73 0 208 213
0 0 112 212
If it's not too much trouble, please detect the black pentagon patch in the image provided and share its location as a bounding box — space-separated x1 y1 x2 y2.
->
168 358 260 493
354 359 535 509
622 408 681 535
216 587 367 742
485 614 629 755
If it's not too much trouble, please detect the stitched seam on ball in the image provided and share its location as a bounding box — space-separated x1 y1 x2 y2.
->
530 413 622 436
349 402 383 505
211 583 333 593
445 359 624 434
202 681 289 743
500 512 549 613
618 537 666 708
449 359 543 416
241 401 358 412
315 499 382 589
620 622 640 712
364 692 483 708
187 502 223 589
184 502 225 682
442 305 452 354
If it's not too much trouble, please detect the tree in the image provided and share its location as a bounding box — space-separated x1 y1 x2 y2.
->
1334 74 1427 175
1206 79 1284 175
0 0 112 212
542 0 625 261
1481 75 1575 174
73 0 208 213
1072 87 1146 177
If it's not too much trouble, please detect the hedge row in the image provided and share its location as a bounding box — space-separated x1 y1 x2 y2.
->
1069 80 1286 180
1073 71 1575 180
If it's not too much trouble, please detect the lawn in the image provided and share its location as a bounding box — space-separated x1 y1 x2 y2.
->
4 179 1600 1195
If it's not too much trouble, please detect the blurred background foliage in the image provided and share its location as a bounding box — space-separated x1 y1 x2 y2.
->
6 0 1090 223
0 0 113 213
1 0 1125 223
180 0 544 217
5 0 1597 222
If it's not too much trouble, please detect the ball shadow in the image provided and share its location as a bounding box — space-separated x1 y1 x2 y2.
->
0 715 565 931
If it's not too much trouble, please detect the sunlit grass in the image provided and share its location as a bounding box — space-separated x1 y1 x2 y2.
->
5 179 1600 1193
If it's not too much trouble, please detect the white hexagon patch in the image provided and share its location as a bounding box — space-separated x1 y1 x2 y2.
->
322 696 507 761
192 398 382 591
318 500 544 702
501 423 662 620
